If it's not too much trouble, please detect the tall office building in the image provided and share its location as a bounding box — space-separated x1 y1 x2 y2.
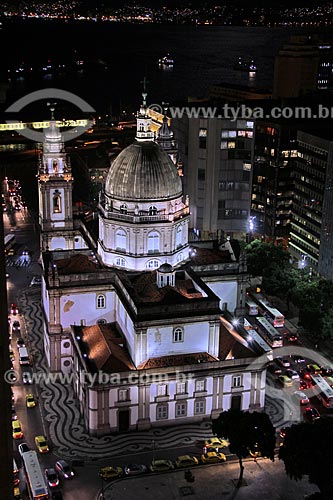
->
290 129 333 275
173 113 254 241
251 119 297 239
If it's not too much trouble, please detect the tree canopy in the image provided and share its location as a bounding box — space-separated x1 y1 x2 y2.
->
279 419 333 499
212 409 275 487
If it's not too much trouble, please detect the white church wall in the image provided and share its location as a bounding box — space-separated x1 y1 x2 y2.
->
74 235 89 249
146 321 210 358
59 290 115 328
203 280 238 313
50 237 66 250
42 280 50 322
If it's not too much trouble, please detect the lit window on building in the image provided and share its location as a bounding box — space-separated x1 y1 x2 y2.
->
115 229 127 251
53 190 62 213
176 382 186 394
157 384 167 397
147 231 160 254
118 389 129 401
195 380 205 392
115 257 126 267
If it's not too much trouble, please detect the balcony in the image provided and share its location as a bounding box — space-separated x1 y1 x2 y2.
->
98 204 190 224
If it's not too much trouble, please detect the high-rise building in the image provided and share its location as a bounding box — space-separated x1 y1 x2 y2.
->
290 129 333 274
173 112 254 241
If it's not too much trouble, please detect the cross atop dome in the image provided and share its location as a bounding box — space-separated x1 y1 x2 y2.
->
136 77 154 142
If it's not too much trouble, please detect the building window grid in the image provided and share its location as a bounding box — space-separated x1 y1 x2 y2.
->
118 389 129 402
176 382 186 394
195 380 205 392
156 404 168 420
194 400 205 415
232 375 242 388
157 384 167 397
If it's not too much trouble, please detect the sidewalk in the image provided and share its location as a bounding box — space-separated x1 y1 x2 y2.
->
100 457 319 500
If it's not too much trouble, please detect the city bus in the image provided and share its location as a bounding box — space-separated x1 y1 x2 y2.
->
311 373 333 408
21 450 48 499
256 316 283 348
245 298 259 316
258 299 285 327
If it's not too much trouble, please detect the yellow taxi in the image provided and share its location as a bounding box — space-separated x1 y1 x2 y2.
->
204 437 229 449
26 394 36 408
149 459 174 473
14 487 22 500
201 451 227 464
12 420 23 440
99 466 123 480
175 455 199 468
35 435 49 453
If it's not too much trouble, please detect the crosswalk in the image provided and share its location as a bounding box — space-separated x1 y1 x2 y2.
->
6 257 32 268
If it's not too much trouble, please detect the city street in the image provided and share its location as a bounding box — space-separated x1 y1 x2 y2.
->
3 177 330 500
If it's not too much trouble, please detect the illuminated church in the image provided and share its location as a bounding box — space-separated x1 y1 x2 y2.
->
38 91 269 434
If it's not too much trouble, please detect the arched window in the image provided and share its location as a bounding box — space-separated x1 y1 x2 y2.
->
115 229 127 251
53 190 61 213
176 226 182 248
146 259 161 269
173 327 184 343
147 231 160 254
120 204 127 214
149 205 157 216
96 294 106 309
115 257 126 267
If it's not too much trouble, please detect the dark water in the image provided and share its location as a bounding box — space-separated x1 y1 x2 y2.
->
0 19 329 115
1 20 332 210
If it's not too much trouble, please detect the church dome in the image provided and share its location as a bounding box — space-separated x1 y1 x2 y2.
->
104 140 182 202
45 120 62 142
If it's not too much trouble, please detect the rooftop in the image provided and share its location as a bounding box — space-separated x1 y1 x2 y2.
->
137 352 219 369
54 253 102 275
75 323 135 373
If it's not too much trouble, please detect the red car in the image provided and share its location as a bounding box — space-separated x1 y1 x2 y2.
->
304 407 320 423
10 303 19 315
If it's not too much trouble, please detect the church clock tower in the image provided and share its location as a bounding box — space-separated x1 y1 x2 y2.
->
38 111 74 251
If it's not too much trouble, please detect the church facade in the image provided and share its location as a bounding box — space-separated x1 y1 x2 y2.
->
39 93 269 434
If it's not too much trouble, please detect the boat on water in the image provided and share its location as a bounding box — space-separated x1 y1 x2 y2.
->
234 57 257 72
158 54 174 68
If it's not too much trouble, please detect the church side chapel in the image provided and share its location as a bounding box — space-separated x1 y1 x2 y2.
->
39 91 269 434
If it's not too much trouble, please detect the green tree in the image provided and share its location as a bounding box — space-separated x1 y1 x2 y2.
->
261 264 297 306
320 309 333 340
279 419 333 499
245 240 291 278
212 409 275 487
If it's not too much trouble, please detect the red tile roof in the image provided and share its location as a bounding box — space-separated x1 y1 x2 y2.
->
190 247 232 265
56 254 101 274
82 323 135 372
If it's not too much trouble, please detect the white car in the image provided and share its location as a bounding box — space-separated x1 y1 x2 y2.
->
293 390 310 405
286 369 300 380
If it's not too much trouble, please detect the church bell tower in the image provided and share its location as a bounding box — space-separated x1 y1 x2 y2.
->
38 109 74 251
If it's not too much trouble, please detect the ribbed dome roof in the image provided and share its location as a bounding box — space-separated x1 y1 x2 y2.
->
105 140 182 201
45 120 62 142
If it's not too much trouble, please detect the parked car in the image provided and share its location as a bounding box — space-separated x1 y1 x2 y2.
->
55 459 75 479
150 460 174 473
201 451 227 464
286 333 298 342
291 354 306 364
16 338 25 348
22 370 33 385
124 463 148 476
320 365 333 376
175 455 199 468
12 320 21 333
99 466 123 480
